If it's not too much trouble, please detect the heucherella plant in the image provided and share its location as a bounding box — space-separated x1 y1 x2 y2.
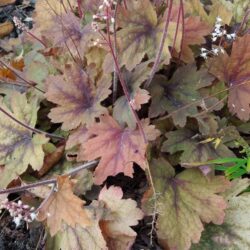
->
0 0 249 249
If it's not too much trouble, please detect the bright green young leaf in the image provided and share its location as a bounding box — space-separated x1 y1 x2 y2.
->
0 92 48 188
149 65 214 127
143 158 230 250
191 178 250 250
161 129 235 165
103 0 181 72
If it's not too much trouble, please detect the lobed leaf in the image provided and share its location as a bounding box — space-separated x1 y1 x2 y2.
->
143 158 230 250
46 65 112 130
98 185 144 249
149 65 214 127
103 0 181 72
0 92 48 188
113 61 152 129
162 129 235 165
209 35 250 121
81 115 160 184
191 178 250 249
36 176 90 236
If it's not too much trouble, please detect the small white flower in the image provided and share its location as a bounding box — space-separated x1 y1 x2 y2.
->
13 217 21 227
215 23 221 29
212 48 219 55
200 52 207 59
200 48 207 52
230 33 236 39
212 37 217 42
226 34 232 39
30 212 36 221
216 16 222 23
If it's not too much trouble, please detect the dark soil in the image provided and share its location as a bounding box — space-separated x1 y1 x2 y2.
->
0 0 35 38
0 215 44 250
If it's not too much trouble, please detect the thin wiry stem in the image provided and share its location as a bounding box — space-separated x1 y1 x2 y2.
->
0 60 45 93
144 160 158 246
77 0 83 18
105 6 147 143
112 2 119 103
0 106 64 140
170 0 185 62
0 160 98 195
144 0 173 88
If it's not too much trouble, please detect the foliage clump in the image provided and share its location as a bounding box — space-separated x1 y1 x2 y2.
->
0 0 250 249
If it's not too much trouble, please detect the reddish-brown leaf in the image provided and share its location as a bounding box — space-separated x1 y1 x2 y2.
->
36 176 90 236
209 35 250 121
81 115 160 184
45 65 112 130
181 16 210 63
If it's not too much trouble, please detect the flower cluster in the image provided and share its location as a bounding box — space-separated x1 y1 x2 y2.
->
91 0 117 32
0 199 36 227
211 16 236 42
200 16 237 59
13 16 28 32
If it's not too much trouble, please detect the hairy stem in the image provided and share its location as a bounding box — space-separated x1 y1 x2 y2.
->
144 0 173 88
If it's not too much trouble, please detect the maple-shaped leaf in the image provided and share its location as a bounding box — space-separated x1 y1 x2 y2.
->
191 178 250 250
81 115 160 184
103 0 181 72
36 176 90 236
180 16 210 63
44 12 96 57
149 65 214 127
46 204 107 250
143 158 230 250
209 35 250 121
113 61 152 129
0 92 49 188
162 129 234 165
45 65 112 130
99 185 143 249
31 0 75 38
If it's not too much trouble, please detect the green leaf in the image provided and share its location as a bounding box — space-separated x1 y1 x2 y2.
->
143 158 230 250
0 92 48 188
191 179 250 250
149 65 214 127
103 0 181 72
161 129 235 165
